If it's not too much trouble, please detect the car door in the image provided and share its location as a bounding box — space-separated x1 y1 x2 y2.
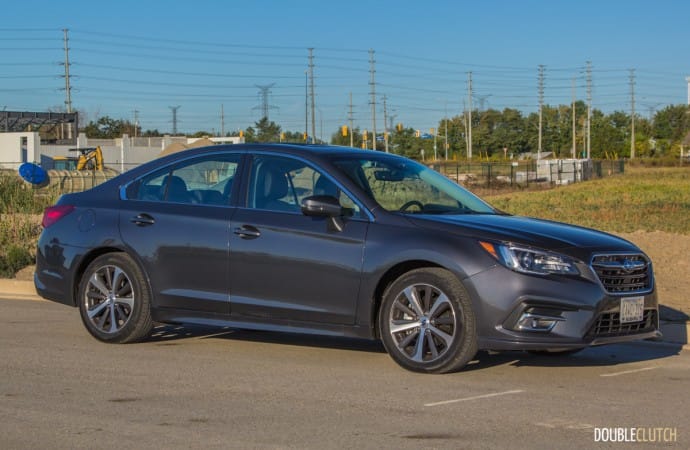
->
119 153 240 314
229 154 369 325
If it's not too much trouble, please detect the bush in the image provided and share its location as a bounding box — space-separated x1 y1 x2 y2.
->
0 245 34 278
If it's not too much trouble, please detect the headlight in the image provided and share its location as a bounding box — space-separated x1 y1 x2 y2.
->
479 241 580 276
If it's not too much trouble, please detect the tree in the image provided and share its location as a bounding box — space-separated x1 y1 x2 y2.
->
591 110 627 158
653 105 690 143
252 117 282 143
82 116 140 138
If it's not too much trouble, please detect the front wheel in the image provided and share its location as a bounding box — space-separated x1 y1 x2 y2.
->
78 253 153 343
379 268 477 373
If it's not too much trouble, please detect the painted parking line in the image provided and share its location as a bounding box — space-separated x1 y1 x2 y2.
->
424 389 524 407
600 366 658 377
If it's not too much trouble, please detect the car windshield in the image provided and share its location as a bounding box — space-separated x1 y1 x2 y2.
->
332 155 496 215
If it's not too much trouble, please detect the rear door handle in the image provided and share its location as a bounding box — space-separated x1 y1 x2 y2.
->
233 225 261 239
130 213 155 226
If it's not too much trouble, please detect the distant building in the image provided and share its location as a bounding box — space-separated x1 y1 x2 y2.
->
0 132 244 172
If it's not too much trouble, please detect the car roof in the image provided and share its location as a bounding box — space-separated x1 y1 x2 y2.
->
99 143 407 196
176 143 388 160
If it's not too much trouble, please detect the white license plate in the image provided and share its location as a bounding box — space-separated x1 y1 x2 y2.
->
620 296 644 323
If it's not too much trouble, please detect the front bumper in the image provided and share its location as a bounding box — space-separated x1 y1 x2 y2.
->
465 265 660 351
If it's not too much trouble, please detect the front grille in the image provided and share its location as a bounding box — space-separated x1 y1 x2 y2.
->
591 254 652 294
588 309 657 338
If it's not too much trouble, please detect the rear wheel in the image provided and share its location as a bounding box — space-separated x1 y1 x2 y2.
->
78 253 152 343
379 268 477 373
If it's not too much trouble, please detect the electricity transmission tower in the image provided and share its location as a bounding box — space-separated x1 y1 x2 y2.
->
169 106 181 135
254 83 277 120
473 94 492 111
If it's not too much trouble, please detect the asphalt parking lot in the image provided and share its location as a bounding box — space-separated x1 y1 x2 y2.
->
1 296 688 449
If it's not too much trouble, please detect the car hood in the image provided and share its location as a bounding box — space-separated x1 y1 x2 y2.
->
406 213 639 259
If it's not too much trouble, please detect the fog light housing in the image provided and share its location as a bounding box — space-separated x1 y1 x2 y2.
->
515 312 565 332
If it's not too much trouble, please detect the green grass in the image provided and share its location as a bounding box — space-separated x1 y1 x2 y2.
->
486 167 690 234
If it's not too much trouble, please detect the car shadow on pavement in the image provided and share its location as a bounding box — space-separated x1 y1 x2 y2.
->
147 323 683 369
147 323 387 353
462 341 684 372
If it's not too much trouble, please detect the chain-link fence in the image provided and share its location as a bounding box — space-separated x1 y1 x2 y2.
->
429 159 625 188
4 157 626 196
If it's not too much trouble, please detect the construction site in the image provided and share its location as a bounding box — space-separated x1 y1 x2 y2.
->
0 110 243 193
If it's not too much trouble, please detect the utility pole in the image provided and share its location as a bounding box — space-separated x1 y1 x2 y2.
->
382 94 389 153
467 72 473 160
433 127 437 160
686 77 690 105
304 71 308 142
538 65 545 160
60 28 73 139
369 49 377 151
586 61 592 159
220 104 225 137
348 92 354 148
630 68 636 159
61 29 73 114
169 106 181 135
462 99 468 156
133 109 139 138
572 78 576 158
444 103 449 161
308 49 316 143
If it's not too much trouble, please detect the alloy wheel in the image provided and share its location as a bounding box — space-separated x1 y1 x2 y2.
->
387 283 458 363
83 265 135 334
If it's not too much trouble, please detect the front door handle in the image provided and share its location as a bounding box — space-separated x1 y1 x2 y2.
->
233 225 261 239
130 213 155 226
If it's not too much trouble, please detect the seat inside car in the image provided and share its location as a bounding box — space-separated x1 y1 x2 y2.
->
161 175 194 203
255 164 295 211
313 174 339 198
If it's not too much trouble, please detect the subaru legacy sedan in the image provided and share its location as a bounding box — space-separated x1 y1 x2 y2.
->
35 144 660 373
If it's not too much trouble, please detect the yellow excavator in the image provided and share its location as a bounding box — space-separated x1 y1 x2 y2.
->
42 146 105 171
71 146 104 170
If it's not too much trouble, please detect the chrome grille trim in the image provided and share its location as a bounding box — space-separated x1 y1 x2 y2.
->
590 253 653 295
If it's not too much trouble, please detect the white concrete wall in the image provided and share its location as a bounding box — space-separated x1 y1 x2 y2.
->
1 132 244 172
0 132 40 169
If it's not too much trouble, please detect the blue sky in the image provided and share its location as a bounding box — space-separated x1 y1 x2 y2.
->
2 0 689 137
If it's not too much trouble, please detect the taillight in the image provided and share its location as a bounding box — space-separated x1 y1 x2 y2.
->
42 205 75 228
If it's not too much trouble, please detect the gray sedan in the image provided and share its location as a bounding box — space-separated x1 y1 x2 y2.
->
35 144 660 373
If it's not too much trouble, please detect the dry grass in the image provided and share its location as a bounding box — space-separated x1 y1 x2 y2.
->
486 167 690 234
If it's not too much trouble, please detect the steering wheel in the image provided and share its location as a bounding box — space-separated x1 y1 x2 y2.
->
399 200 424 212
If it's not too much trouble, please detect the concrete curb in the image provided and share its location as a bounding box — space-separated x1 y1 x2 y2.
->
1 278 688 349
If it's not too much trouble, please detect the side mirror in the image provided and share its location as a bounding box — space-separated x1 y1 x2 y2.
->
301 195 343 217
301 195 345 232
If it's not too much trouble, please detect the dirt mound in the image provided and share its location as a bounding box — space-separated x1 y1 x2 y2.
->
618 231 689 319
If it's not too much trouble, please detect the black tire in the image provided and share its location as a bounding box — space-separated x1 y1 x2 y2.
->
78 253 153 343
378 268 477 373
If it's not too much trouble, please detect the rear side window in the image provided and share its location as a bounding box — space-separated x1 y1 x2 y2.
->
126 154 240 206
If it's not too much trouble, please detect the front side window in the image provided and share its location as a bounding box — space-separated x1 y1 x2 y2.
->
247 155 360 217
333 155 496 215
127 153 240 205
